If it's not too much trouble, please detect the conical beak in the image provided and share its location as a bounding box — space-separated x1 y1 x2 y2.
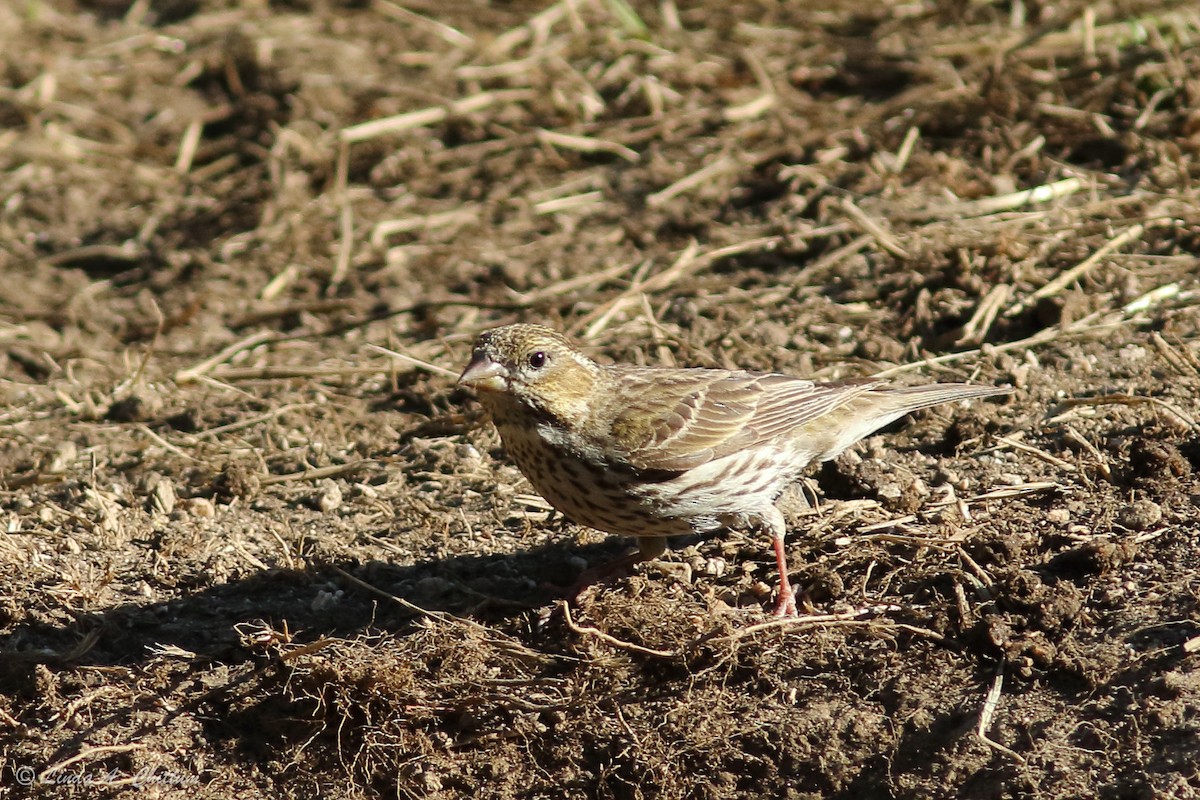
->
458 351 506 392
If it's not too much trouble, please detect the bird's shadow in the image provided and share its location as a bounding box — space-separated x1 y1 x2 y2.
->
0 538 632 676
0 538 666 778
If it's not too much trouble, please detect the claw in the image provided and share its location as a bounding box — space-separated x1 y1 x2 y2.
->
772 585 798 617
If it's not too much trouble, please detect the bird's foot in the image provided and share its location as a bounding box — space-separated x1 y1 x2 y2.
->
554 549 649 604
772 586 798 617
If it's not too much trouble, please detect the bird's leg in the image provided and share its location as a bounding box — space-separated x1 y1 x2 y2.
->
566 535 667 602
771 536 798 617
763 506 798 617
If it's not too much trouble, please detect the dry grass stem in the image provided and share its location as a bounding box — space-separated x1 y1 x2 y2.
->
954 482 1063 503
994 434 1079 473
646 155 739 208
902 177 1085 222
581 236 780 337
1056 394 1197 430
190 403 320 441
876 278 1185 378
977 664 1027 763
341 90 535 143
372 0 473 47
534 191 606 215
258 459 376 486
205 365 382 381
955 284 1011 347
559 601 678 658
723 94 776 122
40 743 147 782
371 207 480 248
839 197 909 259
537 129 639 162
174 330 275 383
366 343 460 379
1149 333 1200 378
1006 219 1165 316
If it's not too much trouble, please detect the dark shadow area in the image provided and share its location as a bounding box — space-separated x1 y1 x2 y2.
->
0 538 639 670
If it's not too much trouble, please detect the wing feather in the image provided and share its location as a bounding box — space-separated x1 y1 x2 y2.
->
604 368 880 472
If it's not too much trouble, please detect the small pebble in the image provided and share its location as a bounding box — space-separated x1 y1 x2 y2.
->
935 467 960 485
420 770 443 792
703 557 727 578
1117 499 1162 531
311 589 342 612
186 497 216 518
749 581 773 600
1118 345 1147 362
877 482 903 501
456 443 483 461
1047 508 1070 525
316 480 343 513
49 441 77 473
152 479 176 516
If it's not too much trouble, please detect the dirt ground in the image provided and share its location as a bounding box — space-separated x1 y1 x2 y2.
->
2 0 1200 797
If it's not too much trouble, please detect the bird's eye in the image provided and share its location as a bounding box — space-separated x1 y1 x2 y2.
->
527 351 547 369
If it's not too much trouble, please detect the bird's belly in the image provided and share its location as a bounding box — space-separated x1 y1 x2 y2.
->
649 448 798 527
495 421 801 538
497 428 685 537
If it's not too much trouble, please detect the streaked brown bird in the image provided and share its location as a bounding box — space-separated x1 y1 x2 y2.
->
459 323 1009 616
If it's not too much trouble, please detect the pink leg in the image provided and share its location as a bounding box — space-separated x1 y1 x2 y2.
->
771 534 798 616
764 507 797 617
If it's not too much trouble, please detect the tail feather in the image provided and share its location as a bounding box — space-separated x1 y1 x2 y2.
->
812 383 1010 463
868 383 1012 416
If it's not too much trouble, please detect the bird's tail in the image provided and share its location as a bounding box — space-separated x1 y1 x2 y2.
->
812 383 1010 463
867 383 1012 416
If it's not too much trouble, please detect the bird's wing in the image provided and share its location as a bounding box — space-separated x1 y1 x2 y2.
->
604 369 880 472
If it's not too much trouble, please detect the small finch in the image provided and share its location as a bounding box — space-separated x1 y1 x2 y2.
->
459 323 1009 616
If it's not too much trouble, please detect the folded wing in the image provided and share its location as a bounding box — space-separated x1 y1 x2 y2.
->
605 369 883 472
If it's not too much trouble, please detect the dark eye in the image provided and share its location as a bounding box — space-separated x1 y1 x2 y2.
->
527 351 547 369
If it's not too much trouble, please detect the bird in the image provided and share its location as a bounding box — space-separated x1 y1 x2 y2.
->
458 323 1010 616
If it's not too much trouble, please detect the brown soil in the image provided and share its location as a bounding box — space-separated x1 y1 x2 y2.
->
3 1 1200 798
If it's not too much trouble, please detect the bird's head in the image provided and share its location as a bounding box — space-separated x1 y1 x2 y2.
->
458 324 601 422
